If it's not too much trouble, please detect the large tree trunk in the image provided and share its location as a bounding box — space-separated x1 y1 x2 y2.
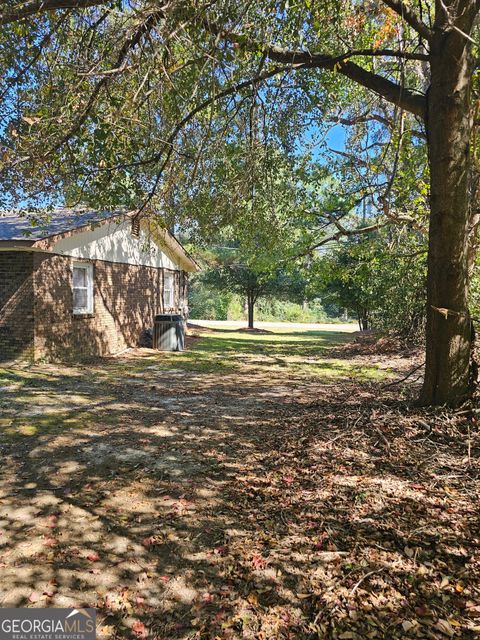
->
247 294 254 329
420 4 478 406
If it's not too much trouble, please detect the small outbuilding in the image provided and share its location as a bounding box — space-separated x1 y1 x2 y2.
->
0 208 199 361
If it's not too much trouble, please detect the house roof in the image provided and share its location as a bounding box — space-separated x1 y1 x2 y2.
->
0 208 199 272
0 208 122 241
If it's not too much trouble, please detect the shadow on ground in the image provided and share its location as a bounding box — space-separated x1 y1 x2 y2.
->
0 328 479 639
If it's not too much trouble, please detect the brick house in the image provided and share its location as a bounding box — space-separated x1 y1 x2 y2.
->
0 209 199 361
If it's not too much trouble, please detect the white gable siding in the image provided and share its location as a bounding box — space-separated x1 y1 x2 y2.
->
52 219 178 270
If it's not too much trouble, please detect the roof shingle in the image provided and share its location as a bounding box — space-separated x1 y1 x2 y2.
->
0 208 121 241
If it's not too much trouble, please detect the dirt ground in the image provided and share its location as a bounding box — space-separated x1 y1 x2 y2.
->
0 325 479 639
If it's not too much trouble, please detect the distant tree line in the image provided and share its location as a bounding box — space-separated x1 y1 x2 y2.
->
188 228 432 335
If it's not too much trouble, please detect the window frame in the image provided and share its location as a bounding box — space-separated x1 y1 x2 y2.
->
72 261 94 315
163 271 175 309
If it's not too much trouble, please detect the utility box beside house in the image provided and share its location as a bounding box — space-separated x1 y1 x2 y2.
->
153 314 185 351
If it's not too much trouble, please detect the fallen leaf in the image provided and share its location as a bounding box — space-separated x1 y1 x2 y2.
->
215 545 228 556
466 601 480 617
44 536 58 548
132 620 148 639
434 619 454 637
142 537 156 548
251 553 266 569
46 515 58 528
402 620 416 632
201 592 214 603
101 625 115 635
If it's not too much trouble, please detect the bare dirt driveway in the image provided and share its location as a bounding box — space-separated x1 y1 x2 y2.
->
0 323 479 639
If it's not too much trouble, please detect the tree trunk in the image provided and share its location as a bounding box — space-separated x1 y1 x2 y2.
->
420 6 478 406
247 295 254 329
357 309 369 331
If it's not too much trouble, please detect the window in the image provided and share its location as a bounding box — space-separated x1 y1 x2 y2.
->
164 272 174 309
72 262 94 314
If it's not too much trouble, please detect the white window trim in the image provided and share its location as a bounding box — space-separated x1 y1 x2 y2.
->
164 271 175 309
72 261 94 315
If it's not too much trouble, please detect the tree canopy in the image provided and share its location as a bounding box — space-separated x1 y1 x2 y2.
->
312 227 427 334
0 0 429 232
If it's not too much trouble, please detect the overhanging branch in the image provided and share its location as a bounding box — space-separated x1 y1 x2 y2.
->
292 214 423 260
0 0 110 25
204 21 427 118
138 64 302 210
50 8 166 153
265 51 426 118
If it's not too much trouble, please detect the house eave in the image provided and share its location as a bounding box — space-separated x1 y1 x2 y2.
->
0 242 50 253
31 210 131 251
154 227 200 273
0 209 200 272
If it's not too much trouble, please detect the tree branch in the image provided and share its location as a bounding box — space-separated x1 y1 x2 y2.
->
381 0 433 42
264 50 426 118
0 0 110 25
205 22 427 118
138 65 301 211
322 48 429 62
329 112 426 139
50 8 165 153
292 214 421 260
0 19 64 98
294 221 392 259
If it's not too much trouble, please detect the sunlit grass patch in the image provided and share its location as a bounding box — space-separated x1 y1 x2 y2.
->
0 326 385 439
0 368 30 388
286 357 389 380
114 327 385 381
0 411 92 442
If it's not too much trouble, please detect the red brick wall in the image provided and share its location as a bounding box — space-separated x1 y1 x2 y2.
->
0 252 34 361
32 253 186 361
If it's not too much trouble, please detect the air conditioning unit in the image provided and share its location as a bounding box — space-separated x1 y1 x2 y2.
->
152 314 185 351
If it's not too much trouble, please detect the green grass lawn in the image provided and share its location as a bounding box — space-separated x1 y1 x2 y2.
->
151 326 389 380
0 326 387 388
0 326 390 445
